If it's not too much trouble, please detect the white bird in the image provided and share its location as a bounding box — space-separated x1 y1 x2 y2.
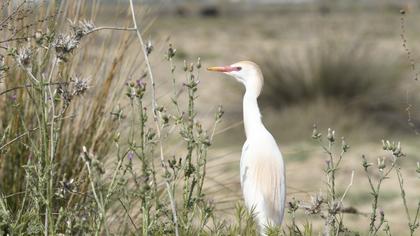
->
208 61 286 234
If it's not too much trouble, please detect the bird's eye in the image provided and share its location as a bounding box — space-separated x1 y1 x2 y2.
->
236 66 242 71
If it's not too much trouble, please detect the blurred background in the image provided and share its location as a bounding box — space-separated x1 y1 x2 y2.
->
5 0 420 233
136 0 420 143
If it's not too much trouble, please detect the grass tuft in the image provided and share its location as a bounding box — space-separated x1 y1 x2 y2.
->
257 38 413 129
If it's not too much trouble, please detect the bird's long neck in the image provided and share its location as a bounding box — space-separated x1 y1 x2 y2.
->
243 91 264 139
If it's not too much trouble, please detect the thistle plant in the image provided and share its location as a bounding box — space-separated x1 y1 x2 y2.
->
0 0 226 234
360 140 420 236
286 127 419 236
310 126 353 235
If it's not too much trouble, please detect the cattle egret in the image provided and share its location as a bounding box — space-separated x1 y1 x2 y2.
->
208 61 286 233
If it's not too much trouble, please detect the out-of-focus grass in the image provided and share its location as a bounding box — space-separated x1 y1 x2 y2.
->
152 8 420 142
257 38 407 126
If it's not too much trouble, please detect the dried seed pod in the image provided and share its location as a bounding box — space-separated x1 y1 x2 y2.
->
341 137 350 152
377 157 386 171
167 43 176 59
15 47 32 68
196 57 201 69
327 128 335 142
311 124 322 139
183 60 188 72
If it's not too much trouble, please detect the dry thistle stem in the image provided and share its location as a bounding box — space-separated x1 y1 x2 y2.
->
69 19 96 39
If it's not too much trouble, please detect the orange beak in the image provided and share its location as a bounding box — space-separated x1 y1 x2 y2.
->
207 66 241 73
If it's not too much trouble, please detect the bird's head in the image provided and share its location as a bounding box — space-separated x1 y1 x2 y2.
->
207 61 263 97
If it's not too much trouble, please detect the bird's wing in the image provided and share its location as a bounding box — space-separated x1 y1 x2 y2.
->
241 141 285 225
253 151 284 223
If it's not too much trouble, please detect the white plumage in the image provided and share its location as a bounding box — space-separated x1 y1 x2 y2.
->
208 61 286 234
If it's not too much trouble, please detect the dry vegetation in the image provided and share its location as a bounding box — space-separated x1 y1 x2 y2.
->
0 0 419 235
